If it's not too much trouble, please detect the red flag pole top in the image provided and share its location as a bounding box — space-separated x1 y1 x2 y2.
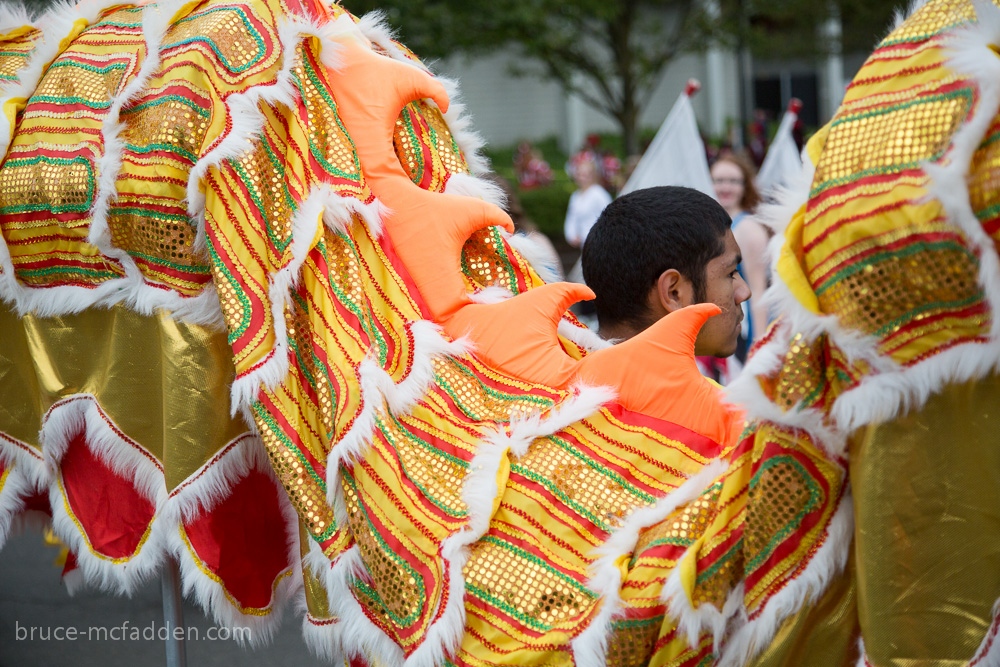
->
684 78 701 98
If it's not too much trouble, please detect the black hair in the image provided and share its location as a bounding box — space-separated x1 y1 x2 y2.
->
581 186 731 330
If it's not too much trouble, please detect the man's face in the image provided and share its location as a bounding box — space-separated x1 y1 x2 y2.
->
691 230 751 357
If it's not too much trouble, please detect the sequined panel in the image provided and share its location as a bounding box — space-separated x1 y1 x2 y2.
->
0 155 96 225
744 457 820 573
432 356 559 423
376 412 468 518
163 6 269 76
343 471 426 629
771 333 828 411
108 193 209 291
464 535 595 631
742 426 845 613
692 538 744 610
635 485 722 557
292 44 367 195
254 401 340 542
513 436 652 532
415 100 469 174
817 240 986 355
812 81 972 197
877 0 974 47
969 123 1000 248
0 28 41 84
36 58 130 112
461 227 522 294
324 227 373 343
284 289 338 448
120 92 211 167
606 616 662 667
229 128 296 261
393 100 469 192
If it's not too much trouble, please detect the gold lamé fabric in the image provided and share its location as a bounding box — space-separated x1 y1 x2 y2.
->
0 303 246 489
852 372 1000 667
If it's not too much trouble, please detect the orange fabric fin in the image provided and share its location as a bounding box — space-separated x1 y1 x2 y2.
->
329 36 513 321
574 304 741 445
445 282 594 388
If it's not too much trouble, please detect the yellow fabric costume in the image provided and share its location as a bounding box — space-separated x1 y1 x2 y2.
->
0 0 998 665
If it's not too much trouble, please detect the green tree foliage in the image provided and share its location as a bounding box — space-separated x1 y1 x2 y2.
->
345 0 707 156
716 0 909 59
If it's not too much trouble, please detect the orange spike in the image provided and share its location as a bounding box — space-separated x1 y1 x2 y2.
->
328 36 513 321
387 190 513 320
573 304 744 445
446 282 594 388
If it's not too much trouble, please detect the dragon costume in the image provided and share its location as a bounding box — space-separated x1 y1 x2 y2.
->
0 0 998 665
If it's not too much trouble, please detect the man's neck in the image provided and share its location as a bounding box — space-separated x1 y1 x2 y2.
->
598 321 641 343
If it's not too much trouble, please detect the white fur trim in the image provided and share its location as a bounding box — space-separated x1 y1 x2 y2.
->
409 383 616 666
322 189 389 238
572 459 728 666
301 610 342 662
187 13 303 246
558 318 612 353
0 456 39 548
42 395 168 596
726 333 848 460
434 75 489 175
505 232 563 284
356 10 426 71
969 598 1000 665
750 157 813 238
467 285 512 305
167 456 301 647
291 15 345 71
443 172 506 209
307 540 406 665
326 321 473 502
227 186 324 416
507 383 616 458
160 433 265 523
0 3 30 30
716 492 854 666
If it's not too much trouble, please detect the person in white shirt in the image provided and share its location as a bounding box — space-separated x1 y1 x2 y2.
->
563 158 612 249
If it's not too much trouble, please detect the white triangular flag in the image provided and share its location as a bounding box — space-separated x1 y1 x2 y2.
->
619 79 714 198
756 98 804 196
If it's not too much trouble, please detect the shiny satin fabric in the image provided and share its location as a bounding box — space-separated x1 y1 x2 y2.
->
749 554 859 667
851 372 1000 667
0 304 247 490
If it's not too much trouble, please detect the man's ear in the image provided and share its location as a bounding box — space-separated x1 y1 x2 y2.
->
655 269 695 313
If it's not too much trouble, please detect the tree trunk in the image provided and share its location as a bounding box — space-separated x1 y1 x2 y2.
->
621 105 640 157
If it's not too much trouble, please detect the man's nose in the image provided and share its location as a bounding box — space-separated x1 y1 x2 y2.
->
736 274 751 303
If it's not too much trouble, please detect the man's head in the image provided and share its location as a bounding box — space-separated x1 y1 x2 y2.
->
581 186 751 356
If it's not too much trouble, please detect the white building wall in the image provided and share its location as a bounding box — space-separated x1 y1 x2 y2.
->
435 49 742 155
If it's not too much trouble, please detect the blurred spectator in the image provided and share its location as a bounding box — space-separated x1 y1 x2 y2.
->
746 108 770 168
710 153 770 364
513 141 553 189
563 157 612 250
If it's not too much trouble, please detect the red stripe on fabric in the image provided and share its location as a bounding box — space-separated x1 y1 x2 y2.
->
802 199 914 254
810 230 965 286
599 403 726 461
882 303 991 355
